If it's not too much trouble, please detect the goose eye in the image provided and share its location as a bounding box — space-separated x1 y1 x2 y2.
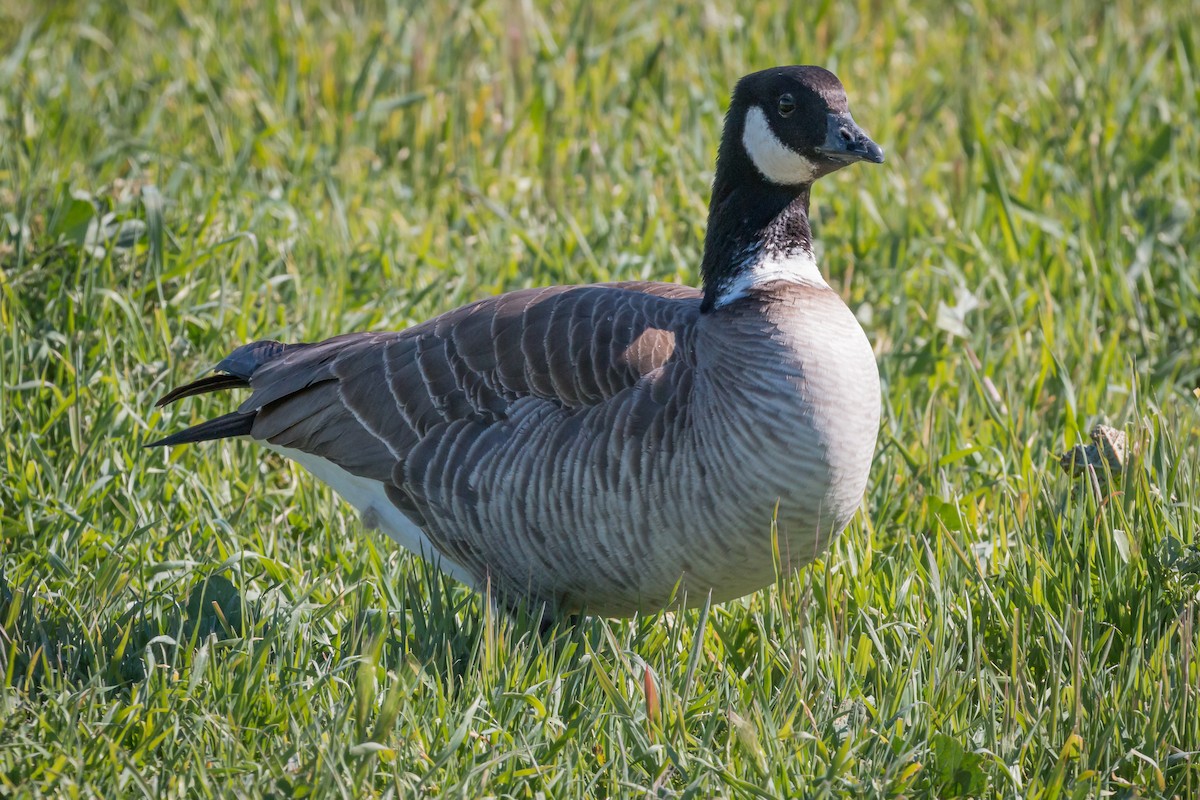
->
777 94 796 117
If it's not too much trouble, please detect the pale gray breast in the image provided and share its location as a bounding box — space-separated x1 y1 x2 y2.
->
758 282 881 528
682 281 881 594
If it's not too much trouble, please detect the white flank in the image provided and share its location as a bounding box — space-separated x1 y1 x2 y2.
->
713 249 826 308
741 106 817 185
266 445 478 589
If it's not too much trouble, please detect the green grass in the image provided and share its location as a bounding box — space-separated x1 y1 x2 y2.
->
2 0 1199 796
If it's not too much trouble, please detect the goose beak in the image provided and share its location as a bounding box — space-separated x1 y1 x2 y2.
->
816 113 885 165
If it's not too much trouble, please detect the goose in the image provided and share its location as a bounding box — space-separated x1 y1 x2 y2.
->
149 65 884 618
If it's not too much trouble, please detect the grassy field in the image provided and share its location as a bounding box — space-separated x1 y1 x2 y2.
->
2 0 1199 796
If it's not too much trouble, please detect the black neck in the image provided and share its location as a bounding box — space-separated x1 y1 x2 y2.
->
699 135 814 312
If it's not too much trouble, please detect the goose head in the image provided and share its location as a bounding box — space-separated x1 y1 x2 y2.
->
729 65 884 186
700 66 884 311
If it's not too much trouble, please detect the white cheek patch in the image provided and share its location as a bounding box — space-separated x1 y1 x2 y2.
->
741 106 817 185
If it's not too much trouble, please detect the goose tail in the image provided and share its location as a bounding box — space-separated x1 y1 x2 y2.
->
146 339 305 447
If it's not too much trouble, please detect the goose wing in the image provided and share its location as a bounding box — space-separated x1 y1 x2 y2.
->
149 282 700 489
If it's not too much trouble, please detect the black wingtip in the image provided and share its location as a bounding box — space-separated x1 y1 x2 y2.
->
150 338 301 445
155 373 250 408
144 411 256 448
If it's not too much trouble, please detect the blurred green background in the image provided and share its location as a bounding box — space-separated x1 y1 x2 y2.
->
1 0 1198 796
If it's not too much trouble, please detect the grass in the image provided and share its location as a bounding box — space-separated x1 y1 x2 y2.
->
2 0 1199 796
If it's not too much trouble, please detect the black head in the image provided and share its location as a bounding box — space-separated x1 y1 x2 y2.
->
725 65 884 186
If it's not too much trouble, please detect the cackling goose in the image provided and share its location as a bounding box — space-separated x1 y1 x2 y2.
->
150 66 885 617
